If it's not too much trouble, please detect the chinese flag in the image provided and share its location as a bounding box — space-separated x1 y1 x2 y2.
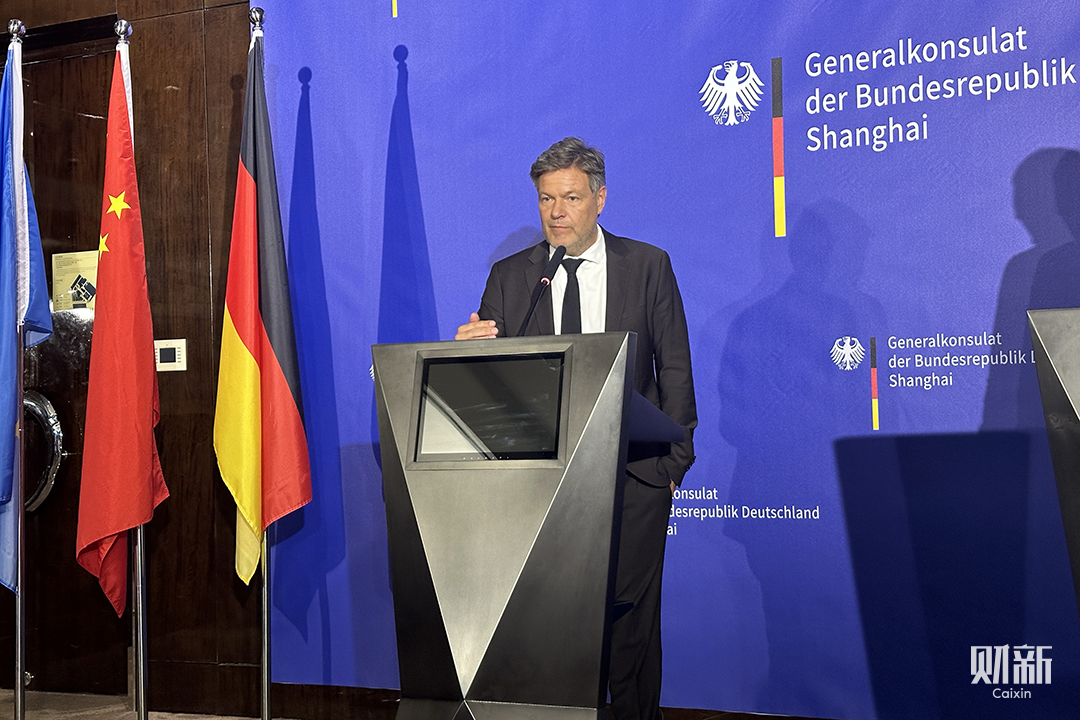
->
76 40 168 616
214 22 311 583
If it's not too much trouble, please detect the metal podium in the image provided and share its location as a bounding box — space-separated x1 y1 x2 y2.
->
371 332 682 720
1029 309 1080 620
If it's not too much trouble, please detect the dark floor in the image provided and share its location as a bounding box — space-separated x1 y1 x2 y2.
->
0 690 254 719
648 709 821 720
0 690 826 720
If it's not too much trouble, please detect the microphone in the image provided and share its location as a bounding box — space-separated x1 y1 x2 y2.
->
517 245 566 337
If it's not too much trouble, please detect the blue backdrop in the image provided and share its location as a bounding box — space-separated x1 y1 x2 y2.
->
259 2 1080 717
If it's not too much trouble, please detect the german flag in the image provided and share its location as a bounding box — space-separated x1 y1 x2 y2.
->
214 20 311 584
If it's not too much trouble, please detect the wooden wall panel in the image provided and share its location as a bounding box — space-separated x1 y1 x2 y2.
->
203 0 260 669
2 1 116 30
0 38 131 695
129 4 258 715
25 50 113 266
116 0 204 22
21 314 129 695
141 6 263 713
24 17 117 64
128 8 218 665
149 661 258 715
2 2 259 711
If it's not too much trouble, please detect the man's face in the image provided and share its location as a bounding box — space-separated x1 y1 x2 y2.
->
536 167 606 257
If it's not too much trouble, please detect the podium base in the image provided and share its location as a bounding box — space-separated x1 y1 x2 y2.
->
397 699 600 720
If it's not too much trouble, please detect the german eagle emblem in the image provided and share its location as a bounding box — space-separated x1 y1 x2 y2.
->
831 336 865 371
699 60 764 125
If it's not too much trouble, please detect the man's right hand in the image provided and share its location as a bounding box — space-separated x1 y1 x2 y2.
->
455 312 498 340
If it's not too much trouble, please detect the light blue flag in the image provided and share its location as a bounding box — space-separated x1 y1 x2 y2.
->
0 38 54 591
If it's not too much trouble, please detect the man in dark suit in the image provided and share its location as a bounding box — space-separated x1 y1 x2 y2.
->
456 137 695 720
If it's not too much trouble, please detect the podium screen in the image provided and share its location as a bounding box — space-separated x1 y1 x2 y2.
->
416 353 565 461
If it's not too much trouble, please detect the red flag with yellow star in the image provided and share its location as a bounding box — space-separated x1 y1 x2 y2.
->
76 39 168 616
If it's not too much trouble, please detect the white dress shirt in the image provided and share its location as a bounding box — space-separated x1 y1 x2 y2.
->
550 225 607 335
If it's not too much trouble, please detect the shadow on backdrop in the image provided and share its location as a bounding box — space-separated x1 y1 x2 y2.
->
343 44 444 688
274 67 349 683
377 44 440 346
1026 150 1080 318
835 433 1032 720
983 148 1080 657
831 151 1080 720
984 148 1077 430
487 226 544 268
1029 149 1080 628
718 206 879 718
660 214 791 710
371 43 441 469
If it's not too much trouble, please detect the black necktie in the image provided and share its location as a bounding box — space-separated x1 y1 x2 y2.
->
561 258 584 335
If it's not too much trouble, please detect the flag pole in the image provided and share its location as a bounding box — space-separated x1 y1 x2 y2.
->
9 20 28 720
108 18 150 720
15 322 24 720
14 321 24 720
261 534 271 720
246 9 272 719
132 525 148 720
14 338 25 720
217 10 307 717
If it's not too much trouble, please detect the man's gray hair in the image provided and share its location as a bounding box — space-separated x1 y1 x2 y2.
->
530 137 606 193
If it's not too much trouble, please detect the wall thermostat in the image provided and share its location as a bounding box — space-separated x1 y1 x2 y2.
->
154 339 188 372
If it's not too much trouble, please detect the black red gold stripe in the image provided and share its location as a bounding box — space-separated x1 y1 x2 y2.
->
771 57 786 237
870 337 879 430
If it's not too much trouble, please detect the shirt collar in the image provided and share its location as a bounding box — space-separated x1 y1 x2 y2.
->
548 225 605 263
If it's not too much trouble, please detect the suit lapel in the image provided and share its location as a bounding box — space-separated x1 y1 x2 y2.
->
523 241 555 336
605 230 629 332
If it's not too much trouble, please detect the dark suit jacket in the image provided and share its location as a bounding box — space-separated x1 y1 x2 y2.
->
478 229 696 487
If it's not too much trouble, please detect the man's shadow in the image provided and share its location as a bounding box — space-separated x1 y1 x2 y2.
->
718 205 880 718
983 148 1078 430
985 147 1080 653
827 150 1080 720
